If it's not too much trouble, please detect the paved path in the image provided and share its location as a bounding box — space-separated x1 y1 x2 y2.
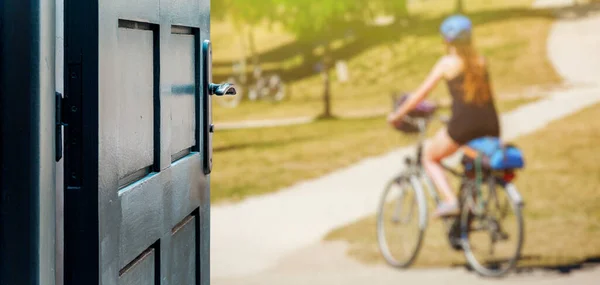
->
532 0 576 9
215 242 600 285
211 10 600 284
214 108 390 131
215 116 314 130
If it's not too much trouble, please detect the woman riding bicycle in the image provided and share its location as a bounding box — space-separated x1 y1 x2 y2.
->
387 15 500 218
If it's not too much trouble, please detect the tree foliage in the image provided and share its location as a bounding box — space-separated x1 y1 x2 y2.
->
212 0 278 27
271 0 365 41
367 0 410 20
269 0 372 117
213 0 410 41
211 0 410 117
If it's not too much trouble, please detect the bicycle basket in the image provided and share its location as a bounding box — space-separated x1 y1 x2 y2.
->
392 92 437 133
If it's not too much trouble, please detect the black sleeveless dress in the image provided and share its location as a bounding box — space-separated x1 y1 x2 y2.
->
445 72 500 145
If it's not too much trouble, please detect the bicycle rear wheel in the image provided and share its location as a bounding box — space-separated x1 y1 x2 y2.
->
460 180 524 277
267 75 285 101
377 174 427 268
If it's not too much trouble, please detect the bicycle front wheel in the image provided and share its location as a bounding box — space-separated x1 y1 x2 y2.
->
460 180 524 277
377 174 428 268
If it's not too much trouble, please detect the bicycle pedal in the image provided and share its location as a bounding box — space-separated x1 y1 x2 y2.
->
448 237 463 251
447 223 463 251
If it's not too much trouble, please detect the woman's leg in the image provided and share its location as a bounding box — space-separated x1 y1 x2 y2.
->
422 127 461 216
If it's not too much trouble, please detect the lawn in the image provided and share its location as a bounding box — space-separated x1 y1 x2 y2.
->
210 0 560 123
209 0 563 204
324 103 600 268
211 97 538 203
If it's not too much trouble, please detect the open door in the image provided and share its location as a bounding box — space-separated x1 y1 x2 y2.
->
61 0 232 284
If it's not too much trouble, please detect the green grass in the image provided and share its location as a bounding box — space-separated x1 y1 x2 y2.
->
211 0 560 123
211 97 538 203
411 0 537 17
324 103 600 268
209 0 562 204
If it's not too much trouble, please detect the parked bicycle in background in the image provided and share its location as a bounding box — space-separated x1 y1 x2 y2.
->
215 62 286 108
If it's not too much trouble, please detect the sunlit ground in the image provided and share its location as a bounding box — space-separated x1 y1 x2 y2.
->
325 103 600 268
211 97 537 202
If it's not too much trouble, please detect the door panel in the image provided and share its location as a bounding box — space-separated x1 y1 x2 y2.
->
115 0 160 22
168 156 204 227
118 176 164 269
170 216 197 285
169 30 196 160
115 25 156 184
170 0 201 26
64 0 211 283
118 248 156 285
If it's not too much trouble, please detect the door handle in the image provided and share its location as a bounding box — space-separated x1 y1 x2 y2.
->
209 83 237 96
202 40 236 174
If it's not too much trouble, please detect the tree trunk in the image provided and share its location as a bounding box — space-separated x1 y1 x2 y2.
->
247 28 259 68
398 0 410 19
320 43 333 119
456 0 464 13
234 23 248 84
322 70 332 118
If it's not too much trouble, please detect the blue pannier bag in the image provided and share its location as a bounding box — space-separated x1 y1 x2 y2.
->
466 137 525 170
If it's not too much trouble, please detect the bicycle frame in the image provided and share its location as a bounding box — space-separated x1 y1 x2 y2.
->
383 115 525 276
401 115 526 219
402 115 523 198
402 117 465 207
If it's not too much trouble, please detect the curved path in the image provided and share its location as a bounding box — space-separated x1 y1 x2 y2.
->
211 9 600 284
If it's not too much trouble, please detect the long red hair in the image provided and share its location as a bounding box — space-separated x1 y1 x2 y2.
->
451 40 491 105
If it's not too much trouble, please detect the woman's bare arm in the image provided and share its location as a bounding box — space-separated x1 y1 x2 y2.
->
388 57 449 125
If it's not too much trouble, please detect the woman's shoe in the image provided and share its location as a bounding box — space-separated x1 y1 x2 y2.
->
434 201 460 218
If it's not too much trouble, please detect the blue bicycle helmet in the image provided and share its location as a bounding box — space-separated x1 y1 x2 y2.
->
440 14 472 43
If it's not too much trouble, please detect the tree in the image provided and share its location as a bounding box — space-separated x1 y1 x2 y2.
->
229 0 272 68
211 0 230 22
456 0 465 13
368 0 410 20
212 0 277 25
212 0 279 88
272 0 367 118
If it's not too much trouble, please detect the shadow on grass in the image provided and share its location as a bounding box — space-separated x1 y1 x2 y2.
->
551 2 600 20
214 134 321 153
516 256 600 275
213 7 553 81
449 255 600 276
213 2 600 85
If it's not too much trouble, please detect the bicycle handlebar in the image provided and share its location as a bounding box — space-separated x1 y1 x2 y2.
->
401 114 450 129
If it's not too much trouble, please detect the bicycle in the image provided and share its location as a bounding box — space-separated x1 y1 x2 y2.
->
215 64 286 108
376 96 525 277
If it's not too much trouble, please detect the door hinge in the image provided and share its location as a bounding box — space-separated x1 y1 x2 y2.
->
56 92 68 162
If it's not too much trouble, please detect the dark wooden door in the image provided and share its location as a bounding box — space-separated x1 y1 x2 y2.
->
63 0 211 284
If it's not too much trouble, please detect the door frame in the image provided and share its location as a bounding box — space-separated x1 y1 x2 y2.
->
0 1 57 284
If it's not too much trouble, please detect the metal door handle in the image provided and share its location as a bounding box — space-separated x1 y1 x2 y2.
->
209 83 236 96
201 39 238 174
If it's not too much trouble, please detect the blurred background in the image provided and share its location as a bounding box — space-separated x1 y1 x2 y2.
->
209 0 600 284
